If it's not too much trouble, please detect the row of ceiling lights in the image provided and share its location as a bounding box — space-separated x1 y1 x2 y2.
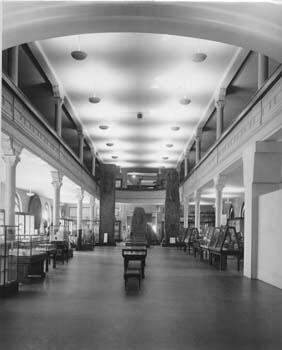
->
71 40 207 106
70 38 206 164
98 124 180 162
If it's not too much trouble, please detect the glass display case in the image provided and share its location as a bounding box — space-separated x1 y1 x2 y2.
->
76 220 94 250
0 225 19 297
114 221 121 242
227 217 244 246
17 235 47 282
15 212 35 236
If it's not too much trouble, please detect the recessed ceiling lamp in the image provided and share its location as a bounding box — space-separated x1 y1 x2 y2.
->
88 96 101 104
137 112 143 119
180 97 191 105
106 143 114 147
112 156 119 159
99 125 109 130
71 35 87 60
192 52 207 62
171 126 180 131
166 144 173 148
162 156 169 160
26 188 35 197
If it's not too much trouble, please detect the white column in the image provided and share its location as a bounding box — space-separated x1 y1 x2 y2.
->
258 54 269 89
214 174 226 227
183 196 190 229
184 152 189 177
215 100 225 140
243 142 282 279
195 131 201 164
1 136 22 226
8 46 19 86
55 97 63 137
78 130 84 164
51 170 63 228
76 188 84 232
194 190 201 229
89 195 95 231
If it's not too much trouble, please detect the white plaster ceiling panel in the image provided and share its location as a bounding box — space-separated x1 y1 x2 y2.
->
39 33 238 168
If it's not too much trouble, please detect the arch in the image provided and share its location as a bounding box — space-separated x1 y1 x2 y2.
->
15 192 22 212
240 202 245 218
28 194 42 230
228 204 235 219
3 2 282 62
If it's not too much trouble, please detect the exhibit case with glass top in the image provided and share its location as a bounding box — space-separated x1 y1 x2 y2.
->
0 225 19 297
17 235 47 282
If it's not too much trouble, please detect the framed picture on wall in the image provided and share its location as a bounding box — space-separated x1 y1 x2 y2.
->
115 179 122 189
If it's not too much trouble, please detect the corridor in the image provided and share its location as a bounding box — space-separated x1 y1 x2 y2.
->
1 247 282 350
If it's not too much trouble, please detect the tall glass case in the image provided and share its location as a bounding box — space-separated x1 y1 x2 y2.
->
15 212 35 236
0 225 19 296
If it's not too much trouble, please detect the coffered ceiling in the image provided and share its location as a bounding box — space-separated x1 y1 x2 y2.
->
38 33 239 168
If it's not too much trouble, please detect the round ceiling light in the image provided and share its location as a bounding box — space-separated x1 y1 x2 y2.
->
99 125 109 130
71 50 87 61
192 52 207 62
180 97 191 105
112 155 119 159
171 126 180 131
106 143 114 147
166 144 173 148
89 96 101 104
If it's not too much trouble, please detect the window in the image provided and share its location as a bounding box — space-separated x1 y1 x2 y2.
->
15 193 22 212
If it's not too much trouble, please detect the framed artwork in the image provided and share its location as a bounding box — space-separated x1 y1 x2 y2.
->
115 178 122 189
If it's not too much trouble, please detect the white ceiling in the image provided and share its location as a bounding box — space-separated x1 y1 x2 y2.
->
38 33 238 168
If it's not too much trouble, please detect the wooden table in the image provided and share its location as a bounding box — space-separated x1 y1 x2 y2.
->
122 249 147 278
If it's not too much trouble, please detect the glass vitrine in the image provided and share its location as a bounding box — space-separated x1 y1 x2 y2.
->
0 225 19 296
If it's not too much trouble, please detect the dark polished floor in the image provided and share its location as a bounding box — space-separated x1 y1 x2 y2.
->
1 246 282 350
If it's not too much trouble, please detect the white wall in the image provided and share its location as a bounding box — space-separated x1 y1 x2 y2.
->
258 189 282 289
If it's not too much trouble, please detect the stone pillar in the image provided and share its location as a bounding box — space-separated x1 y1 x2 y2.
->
194 190 201 229
183 196 189 229
51 170 63 228
78 130 84 164
99 164 116 245
121 169 128 188
215 100 225 140
258 54 269 89
184 152 189 177
89 195 95 231
164 169 180 243
214 174 226 227
1 135 22 226
8 46 19 86
195 131 201 164
243 141 282 279
55 96 63 137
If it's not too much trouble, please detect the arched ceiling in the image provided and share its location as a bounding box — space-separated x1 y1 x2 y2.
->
3 1 282 62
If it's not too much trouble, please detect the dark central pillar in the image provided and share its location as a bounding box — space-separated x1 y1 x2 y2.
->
99 164 116 245
131 207 146 241
165 169 180 243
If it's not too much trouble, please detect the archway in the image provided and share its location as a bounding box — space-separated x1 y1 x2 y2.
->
3 2 282 62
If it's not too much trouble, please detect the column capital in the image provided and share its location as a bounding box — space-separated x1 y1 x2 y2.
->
215 99 225 109
1 135 22 166
76 187 84 201
215 87 226 103
52 84 64 101
214 174 227 191
193 190 201 201
77 129 84 138
51 170 63 189
90 195 95 206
